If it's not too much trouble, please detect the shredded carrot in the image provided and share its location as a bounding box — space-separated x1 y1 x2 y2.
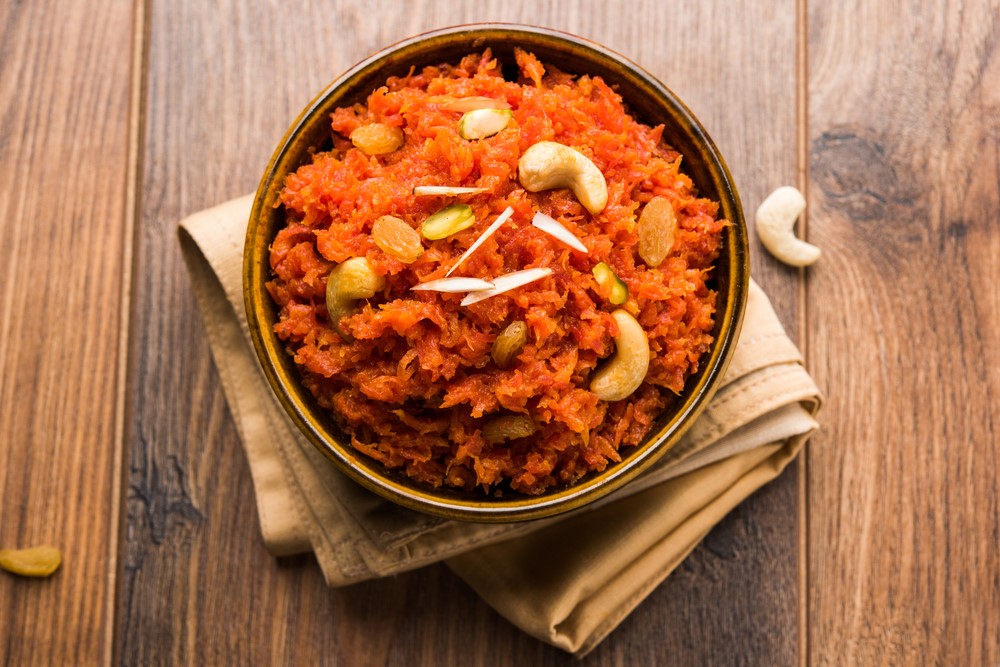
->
268 49 725 495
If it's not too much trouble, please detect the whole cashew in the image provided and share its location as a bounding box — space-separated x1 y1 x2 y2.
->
518 141 608 215
755 186 821 266
590 309 650 402
326 256 385 339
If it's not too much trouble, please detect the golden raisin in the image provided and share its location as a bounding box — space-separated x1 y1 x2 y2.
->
637 196 678 267
0 546 62 578
482 415 538 444
491 320 528 369
350 123 404 155
372 215 423 263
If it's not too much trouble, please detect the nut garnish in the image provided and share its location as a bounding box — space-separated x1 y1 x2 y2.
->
326 257 386 338
531 211 588 253
421 203 476 240
589 309 650 402
592 262 628 304
755 186 820 266
518 141 608 215
458 108 513 140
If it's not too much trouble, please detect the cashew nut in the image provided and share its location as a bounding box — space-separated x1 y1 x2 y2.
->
326 256 385 338
755 186 820 266
590 309 650 402
518 141 608 215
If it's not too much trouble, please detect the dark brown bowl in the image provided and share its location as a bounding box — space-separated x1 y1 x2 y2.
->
244 24 749 522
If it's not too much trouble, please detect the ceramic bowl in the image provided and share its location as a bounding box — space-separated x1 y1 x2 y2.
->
244 24 749 522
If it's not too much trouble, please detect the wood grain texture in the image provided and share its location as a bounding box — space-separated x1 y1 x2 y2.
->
120 0 804 665
806 0 1000 664
0 1 134 665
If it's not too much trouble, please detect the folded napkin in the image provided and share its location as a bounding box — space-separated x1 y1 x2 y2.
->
179 194 822 656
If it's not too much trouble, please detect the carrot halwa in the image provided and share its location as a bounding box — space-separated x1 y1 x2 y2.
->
267 50 726 496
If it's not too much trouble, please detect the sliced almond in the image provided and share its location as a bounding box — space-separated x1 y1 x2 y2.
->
412 185 489 197
460 267 553 306
411 277 494 293
531 211 588 253
435 96 511 112
446 206 515 276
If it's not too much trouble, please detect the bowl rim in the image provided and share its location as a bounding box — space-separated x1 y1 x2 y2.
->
244 23 749 522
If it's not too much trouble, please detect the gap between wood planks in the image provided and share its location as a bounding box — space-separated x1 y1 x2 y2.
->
795 0 811 665
107 0 150 665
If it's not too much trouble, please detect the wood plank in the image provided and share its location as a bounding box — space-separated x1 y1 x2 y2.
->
0 1 134 665
121 1 803 663
807 0 1000 663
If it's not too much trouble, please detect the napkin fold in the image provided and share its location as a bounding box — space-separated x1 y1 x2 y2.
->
178 194 822 656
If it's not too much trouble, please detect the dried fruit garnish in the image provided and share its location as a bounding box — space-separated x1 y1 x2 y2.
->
372 215 423 263
349 123 404 155
491 320 528 369
637 196 678 267
481 414 538 444
0 546 62 578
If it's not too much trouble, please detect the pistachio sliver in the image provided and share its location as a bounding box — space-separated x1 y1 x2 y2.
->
458 108 513 140
421 203 476 240
592 262 628 305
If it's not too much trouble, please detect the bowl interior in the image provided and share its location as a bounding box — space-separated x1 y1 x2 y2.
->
245 24 749 522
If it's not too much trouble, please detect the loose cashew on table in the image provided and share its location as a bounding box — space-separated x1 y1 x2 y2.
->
755 186 821 267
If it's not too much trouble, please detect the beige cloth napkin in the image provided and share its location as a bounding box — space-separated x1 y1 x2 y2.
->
178 194 822 656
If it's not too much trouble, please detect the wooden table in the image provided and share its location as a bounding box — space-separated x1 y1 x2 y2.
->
2 1 998 664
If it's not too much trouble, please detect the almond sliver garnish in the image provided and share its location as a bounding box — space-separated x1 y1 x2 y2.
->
460 268 553 306
445 206 515 277
413 185 489 197
436 96 511 112
531 212 588 253
411 277 494 293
